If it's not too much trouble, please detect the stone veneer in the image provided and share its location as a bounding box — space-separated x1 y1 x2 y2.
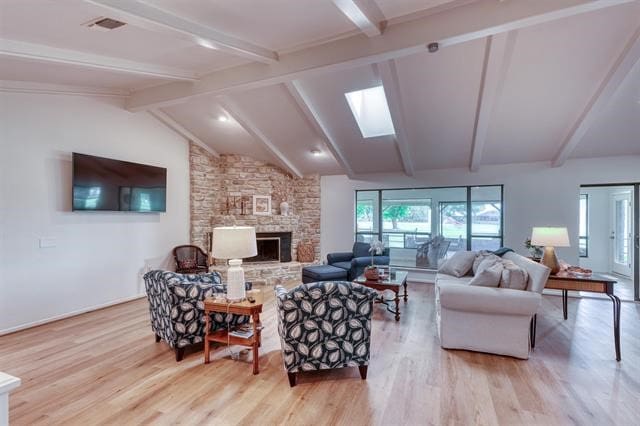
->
189 142 321 284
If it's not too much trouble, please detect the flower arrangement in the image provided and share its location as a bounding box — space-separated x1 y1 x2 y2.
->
364 239 385 281
368 239 384 265
524 238 543 260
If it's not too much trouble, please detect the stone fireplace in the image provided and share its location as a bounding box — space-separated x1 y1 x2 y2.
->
189 143 320 284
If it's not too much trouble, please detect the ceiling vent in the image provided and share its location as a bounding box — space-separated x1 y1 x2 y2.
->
83 17 127 31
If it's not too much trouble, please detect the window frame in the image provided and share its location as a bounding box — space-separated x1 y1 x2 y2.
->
579 193 589 258
354 185 504 267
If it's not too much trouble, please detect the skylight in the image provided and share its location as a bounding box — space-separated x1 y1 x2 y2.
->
344 85 395 138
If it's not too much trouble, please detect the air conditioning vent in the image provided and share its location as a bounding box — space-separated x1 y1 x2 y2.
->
83 17 126 31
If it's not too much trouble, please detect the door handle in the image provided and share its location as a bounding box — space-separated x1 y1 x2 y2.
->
636 234 640 249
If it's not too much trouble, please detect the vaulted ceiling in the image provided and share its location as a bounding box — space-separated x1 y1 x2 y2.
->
1 0 639 177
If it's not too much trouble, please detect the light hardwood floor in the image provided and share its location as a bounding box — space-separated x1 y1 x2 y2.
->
1 282 639 426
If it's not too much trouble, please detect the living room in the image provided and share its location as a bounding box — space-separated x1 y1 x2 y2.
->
1 0 639 425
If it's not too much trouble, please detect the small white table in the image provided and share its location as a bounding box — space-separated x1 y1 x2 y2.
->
0 372 21 426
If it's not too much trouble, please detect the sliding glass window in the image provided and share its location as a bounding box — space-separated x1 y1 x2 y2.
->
355 185 503 269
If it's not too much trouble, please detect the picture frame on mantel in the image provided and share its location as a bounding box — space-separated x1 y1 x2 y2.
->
253 195 271 216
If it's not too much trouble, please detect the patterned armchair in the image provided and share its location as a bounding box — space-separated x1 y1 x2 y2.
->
143 270 250 361
275 281 378 387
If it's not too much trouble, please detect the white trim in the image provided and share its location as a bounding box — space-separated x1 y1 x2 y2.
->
0 80 130 98
148 109 220 157
0 294 146 336
85 0 278 64
284 81 356 178
126 0 633 110
332 0 386 37
218 96 304 178
376 60 414 176
469 31 517 172
552 24 640 167
0 38 198 81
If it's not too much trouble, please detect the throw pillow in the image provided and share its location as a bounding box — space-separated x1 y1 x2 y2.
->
472 251 501 275
178 258 197 270
500 260 529 290
438 251 476 278
469 262 504 287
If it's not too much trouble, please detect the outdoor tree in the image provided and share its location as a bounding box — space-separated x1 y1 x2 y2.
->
383 205 410 229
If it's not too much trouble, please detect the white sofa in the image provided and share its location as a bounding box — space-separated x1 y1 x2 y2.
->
435 251 550 359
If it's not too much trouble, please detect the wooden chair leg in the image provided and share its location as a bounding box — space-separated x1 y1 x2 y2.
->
358 365 368 380
155 334 161 343
287 372 297 387
175 347 185 362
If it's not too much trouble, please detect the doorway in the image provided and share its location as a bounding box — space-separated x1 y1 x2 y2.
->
580 184 639 301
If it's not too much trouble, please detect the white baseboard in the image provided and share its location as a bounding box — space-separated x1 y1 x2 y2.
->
0 294 146 336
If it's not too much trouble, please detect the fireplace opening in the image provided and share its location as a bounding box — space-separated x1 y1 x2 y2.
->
245 232 292 263
247 237 280 262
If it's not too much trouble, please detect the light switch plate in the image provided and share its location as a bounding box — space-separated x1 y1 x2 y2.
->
39 238 57 248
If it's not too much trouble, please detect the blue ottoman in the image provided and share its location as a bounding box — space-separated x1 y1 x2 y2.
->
302 264 348 283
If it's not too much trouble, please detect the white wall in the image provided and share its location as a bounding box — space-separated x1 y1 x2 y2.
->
0 92 190 334
321 157 640 265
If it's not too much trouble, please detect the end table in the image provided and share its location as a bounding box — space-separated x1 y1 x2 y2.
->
203 292 264 374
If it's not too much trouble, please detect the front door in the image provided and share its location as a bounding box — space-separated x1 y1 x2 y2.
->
610 191 633 277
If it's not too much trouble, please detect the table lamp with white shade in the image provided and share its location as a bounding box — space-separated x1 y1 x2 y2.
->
211 226 257 301
530 227 570 274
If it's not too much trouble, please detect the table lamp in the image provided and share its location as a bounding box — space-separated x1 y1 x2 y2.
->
530 227 570 274
211 226 257 301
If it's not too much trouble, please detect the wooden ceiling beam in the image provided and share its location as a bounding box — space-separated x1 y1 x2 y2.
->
332 0 386 37
552 24 640 167
284 81 356 179
85 0 278 64
148 109 220 157
469 31 517 172
218 96 304 178
127 0 633 111
0 38 197 81
375 60 414 176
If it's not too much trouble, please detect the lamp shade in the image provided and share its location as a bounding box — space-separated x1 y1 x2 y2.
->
211 226 257 259
530 227 570 247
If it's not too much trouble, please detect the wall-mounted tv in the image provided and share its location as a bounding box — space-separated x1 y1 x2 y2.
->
72 153 167 212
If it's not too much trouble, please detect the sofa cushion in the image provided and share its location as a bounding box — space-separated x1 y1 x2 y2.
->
438 251 476 278
500 260 529 290
352 241 371 258
469 262 504 287
302 265 348 281
331 261 352 271
472 251 501 275
437 274 473 287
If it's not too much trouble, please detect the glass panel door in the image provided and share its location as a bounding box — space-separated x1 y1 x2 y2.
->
611 191 633 277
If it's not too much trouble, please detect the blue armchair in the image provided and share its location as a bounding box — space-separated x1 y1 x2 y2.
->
327 242 390 280
143 270 251 361
275 281 378 386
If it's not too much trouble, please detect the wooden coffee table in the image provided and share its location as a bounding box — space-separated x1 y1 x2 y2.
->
203 291 263 374
353 271 408 321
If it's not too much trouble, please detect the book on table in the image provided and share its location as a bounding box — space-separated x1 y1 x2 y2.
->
229 326 253 339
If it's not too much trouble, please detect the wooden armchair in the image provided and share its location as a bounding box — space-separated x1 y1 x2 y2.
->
173 245 209 274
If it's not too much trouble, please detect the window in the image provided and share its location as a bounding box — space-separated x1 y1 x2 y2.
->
579 194 588 257
382 197 432 249
345 86 395 138
355 186 504 269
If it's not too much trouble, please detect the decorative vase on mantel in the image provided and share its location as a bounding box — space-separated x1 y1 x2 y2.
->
280 201 290 216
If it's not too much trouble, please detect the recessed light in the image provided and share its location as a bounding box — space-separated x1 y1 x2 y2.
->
217 115 228 122
311 149 322 157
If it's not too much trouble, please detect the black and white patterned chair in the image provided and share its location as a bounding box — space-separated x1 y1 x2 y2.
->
143 270 250 361
275 281 378 387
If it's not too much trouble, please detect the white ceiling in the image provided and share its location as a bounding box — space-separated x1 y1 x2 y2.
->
1 0 639 177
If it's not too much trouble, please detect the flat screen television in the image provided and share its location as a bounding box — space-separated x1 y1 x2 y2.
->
72 153 167 212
